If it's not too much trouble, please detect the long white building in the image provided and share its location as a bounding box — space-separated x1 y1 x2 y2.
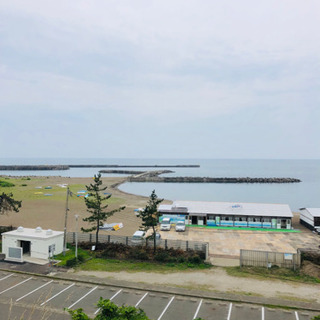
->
158 200 293 229
300 208 320 233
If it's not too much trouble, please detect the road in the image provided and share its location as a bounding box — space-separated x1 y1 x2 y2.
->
0 270 318 320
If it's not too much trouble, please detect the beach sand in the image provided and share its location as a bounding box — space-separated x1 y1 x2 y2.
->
0 176 167 236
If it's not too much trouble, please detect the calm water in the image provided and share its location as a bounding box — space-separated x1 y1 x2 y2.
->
0 158 319 211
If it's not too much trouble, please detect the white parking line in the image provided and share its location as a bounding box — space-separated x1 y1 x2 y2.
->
227 303 232 320
262 307 265 320
67 286 98 309
193 299 203 319
94 289 123 315
157 296 175 320
40 283 75 306
135 292 148 307
295 311 300 320
0 274 13 282
0 277 33 295
16 280 54 302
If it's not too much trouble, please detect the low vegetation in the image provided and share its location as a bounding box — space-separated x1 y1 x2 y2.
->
225 265 320 284
54 243 210 272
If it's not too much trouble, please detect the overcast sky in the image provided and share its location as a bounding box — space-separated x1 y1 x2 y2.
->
1 0 319 159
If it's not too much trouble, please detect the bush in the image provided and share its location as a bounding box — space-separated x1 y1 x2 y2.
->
154 251 170 262
188 255 202 264
0 180 15 187
21 184 27 187
66 257 78 267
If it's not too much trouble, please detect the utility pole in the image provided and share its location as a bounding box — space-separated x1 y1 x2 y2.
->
63 187 70 256
75 214 79 259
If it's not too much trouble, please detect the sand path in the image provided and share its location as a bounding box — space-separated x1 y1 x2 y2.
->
74 267 320 305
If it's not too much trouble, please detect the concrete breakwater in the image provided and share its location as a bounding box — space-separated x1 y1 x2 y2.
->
0 165 69 170
128 176 301 183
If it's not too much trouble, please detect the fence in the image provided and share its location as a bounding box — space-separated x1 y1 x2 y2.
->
67 232 209 259
240 249 300 270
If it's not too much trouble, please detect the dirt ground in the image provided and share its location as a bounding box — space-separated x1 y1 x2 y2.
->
73 267 320 305
0 176 166 236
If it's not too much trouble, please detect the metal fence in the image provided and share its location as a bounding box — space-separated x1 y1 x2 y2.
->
67 232 208 259
240 249 300 269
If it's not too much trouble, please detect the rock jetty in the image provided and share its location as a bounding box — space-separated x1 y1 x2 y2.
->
128 175 301 184
0 165 69 171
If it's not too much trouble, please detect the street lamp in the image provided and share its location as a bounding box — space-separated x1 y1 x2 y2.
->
75 214 79 259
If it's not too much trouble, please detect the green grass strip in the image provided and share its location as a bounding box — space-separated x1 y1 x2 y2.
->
186 225 301 232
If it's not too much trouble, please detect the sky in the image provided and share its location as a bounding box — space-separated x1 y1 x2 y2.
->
1 0 319 159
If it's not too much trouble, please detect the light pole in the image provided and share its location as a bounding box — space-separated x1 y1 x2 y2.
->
75 214 79 259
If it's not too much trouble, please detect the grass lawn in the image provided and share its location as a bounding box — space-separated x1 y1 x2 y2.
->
225 266 320 284
54 245 212 273
77 258 212 273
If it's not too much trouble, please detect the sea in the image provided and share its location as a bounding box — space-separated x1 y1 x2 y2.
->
0 158 319 212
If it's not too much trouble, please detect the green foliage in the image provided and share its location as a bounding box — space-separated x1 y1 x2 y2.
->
66 257 78 267
82 173 125 248
68 298 151 320
312 315 320 320
138 190 163 253
0 192 22 215
0 180 15 187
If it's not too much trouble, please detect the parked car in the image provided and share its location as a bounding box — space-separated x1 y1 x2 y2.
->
131 230 145 244
147 232 162 245
160 217 171 231
175 221 186 232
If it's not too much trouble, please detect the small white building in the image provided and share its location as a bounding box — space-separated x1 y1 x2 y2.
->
1 226 64 262
300 208 320 233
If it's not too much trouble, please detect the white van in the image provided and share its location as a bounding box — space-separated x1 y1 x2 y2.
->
131 230 145 243
160 217 171 231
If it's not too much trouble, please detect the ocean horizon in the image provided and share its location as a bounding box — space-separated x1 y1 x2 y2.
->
0 158 319 211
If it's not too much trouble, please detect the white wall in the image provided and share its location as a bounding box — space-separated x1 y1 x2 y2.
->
2 234 64 260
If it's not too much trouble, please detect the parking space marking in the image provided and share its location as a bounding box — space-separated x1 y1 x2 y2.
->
135 292 148 307
262 307 264 320
94 289 123 315
157 296 175 320
227 303 233 320
193 299 203 319
295 311 299 320
0 274 13 282
0 277 33 295
40 283 75 306
67 286 98 309
16 280 54 302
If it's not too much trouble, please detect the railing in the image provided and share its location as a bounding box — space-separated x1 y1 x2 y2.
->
240 249 300 270
67 232 208 259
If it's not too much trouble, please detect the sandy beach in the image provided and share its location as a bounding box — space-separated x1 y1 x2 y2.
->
0 175 166 236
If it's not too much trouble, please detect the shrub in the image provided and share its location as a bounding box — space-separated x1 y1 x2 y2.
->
154 251 170 262
0 180 15 187
66 257 78 267
21 184 27 187
188 255 202 264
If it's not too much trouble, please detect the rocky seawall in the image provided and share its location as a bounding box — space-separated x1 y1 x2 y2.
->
128 176 301 183
0 165 69 171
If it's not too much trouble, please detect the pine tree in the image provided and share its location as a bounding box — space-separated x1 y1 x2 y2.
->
0 192 21 215
138 190 163 253
82 173 125 248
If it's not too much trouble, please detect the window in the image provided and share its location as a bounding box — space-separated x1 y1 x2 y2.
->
254 218 261 222
263 218 271 223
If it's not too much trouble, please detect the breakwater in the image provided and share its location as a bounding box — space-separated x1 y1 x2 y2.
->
0 164 199 170
128 176 301 183
0 165 69 171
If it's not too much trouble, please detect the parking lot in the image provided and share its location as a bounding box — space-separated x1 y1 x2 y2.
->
0 270 318 320
159 225 320 258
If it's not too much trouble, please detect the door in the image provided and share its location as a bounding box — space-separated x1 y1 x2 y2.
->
191 216 198 225
20 240 31 255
